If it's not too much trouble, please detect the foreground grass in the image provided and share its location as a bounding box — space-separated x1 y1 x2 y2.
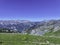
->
0 33 60 45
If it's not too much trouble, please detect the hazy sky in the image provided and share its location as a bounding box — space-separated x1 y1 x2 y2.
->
0 0 60 21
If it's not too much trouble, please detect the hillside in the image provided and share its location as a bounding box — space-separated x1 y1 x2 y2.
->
23 20 60 36
0 33 60 45
0 20 60 35
0 20 60 45
44 30 60 36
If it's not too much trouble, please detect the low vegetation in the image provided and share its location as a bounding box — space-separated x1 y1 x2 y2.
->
0 33 60 45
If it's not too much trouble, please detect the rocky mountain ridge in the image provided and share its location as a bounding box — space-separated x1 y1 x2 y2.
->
0 20 60 35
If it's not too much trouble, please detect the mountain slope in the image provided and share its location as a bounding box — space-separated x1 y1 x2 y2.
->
0 20 60 36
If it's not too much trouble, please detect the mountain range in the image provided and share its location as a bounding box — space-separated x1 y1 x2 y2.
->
0 20 60 36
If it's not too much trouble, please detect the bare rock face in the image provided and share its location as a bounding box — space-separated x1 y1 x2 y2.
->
23 20 60 35
53 26 60 32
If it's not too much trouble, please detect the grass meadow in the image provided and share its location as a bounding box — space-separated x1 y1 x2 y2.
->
0 33 60 45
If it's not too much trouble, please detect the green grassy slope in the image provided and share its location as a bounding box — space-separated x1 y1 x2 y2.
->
44 30 60 36
0 33 60 45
